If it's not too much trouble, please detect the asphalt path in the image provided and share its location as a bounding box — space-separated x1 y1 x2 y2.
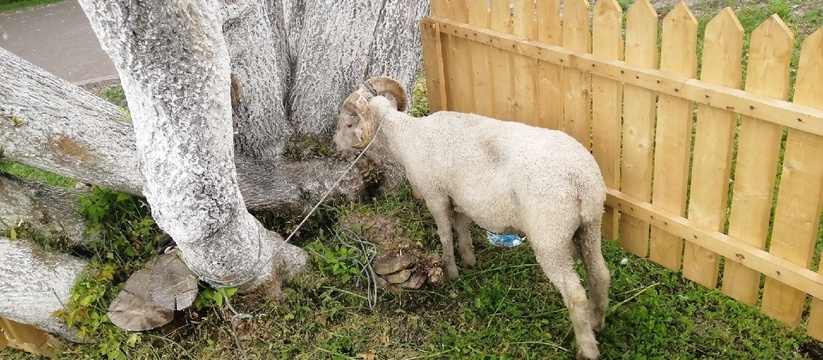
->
0 0 118 85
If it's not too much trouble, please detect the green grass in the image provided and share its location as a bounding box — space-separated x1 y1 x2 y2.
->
10 186 808 360
0 0 62 13
0 162 76 187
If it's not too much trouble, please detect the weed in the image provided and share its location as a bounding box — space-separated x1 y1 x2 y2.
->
101 85 128 109
307 240 366 284
409 74 430 118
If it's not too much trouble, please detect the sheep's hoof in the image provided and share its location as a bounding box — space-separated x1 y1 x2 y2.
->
575 346 600 360
461 255 476 268
445 264 459 280
590 315 605 332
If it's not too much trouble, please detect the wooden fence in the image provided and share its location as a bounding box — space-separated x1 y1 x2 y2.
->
421 0 823 341
0 317 56 358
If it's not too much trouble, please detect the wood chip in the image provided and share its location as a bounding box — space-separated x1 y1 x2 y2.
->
108 269 174 331
373 254 416 275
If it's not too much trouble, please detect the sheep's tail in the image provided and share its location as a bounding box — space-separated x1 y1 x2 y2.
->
575 169 606 227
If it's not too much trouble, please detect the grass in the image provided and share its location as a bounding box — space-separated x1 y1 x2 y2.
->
0 0 62 13
4 186 812 359
0 162 76 187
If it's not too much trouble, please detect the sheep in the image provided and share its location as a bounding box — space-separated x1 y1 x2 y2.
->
333 76 611 360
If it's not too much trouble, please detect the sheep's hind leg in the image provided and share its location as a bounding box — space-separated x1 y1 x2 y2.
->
425 198 460 279
533 236 600 360
575 222 610 332
452 211 476 267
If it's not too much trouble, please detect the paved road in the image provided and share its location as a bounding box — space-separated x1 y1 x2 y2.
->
0 0 118 85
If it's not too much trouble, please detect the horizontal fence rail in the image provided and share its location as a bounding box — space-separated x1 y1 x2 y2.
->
422 0 823 341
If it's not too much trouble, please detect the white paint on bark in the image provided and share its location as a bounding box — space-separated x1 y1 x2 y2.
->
0 48 365 212
0 237 88 342
222 0 293 159
289 0 428 137
0 48 142 194
79 0 306 290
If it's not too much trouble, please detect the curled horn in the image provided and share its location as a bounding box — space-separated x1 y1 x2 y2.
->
365 76 408 112
344 92 376 149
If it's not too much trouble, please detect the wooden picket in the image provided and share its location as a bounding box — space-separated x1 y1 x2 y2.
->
760 28 823 327
721 16 793 306
421 0 823 342
466 1 494 118
489 0 515 122
561 0 592 148
618 1 657 257
681 8 743 289
536 0 562 130
648 2 697 271
590 0 623 241
509 1 536 127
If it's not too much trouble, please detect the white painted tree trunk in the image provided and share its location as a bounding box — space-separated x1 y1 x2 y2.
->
222 0 293 159
0 237 88 342
77 0 307 292
288 0 428 136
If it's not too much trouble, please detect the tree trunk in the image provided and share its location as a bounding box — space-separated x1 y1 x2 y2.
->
77 0 308 293
0 237 88 342
0 172 93 247
288 0 428 137
222 0 293 159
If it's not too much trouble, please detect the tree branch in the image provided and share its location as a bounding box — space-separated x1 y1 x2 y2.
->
0 172 94 246
0 237 88 342
0 48 366 215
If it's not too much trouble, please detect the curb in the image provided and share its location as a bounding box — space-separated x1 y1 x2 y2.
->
74 74 120 92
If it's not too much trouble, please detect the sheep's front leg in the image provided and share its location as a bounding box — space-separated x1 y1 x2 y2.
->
452 211 476 267
425 198 460 280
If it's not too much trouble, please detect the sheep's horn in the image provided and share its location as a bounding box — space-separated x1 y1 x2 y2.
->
344 92 376 149
365 76 407 112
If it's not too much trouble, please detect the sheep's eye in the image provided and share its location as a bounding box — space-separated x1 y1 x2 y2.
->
347 124 353 128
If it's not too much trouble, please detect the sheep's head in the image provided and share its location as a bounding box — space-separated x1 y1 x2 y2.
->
333 76 408 152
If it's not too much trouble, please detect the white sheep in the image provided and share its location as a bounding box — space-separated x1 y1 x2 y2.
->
333 76 611 359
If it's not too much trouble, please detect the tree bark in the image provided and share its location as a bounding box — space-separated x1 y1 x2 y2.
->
0 237 88 342
0 172 93 246
288 0 428 137
222 0 293 159
0 49 141 195
78 0 306 292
